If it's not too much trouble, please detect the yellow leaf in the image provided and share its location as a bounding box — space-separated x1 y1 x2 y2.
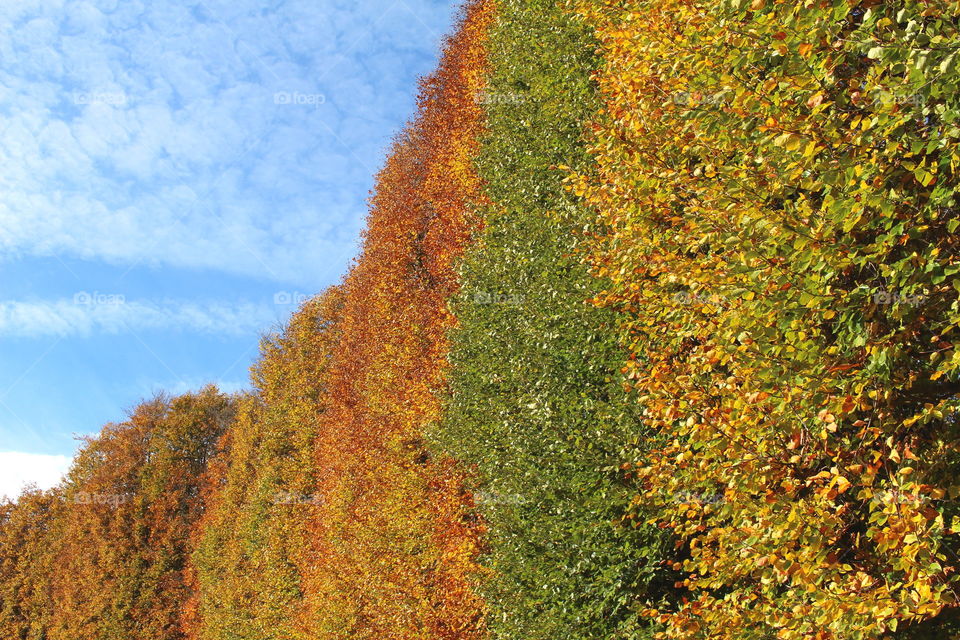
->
836 476 851 494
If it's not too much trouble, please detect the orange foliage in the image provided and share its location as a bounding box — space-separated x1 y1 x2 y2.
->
0 488 60 639
47 389 234 640
0 5 494 638
301 2 494 637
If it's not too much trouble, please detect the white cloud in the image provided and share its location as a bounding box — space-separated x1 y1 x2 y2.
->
0 297 276 337
0 451 72 501
0 0 453 287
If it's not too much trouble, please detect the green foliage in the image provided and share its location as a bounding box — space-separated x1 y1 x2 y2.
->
432 2 672 638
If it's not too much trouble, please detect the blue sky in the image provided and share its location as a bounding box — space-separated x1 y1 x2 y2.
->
0 0 462 497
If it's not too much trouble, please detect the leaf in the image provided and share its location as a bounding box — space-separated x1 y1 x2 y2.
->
941 54 956 75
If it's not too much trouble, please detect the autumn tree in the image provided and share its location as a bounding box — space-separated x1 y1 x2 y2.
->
0 488 60 639
48 388 234 640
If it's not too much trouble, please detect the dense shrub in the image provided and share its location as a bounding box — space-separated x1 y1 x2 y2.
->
188 292 340 640
298 3 493 637
569 0 960 636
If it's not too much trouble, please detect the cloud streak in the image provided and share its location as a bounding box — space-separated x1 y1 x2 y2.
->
0 297 277 338
0 0 458 455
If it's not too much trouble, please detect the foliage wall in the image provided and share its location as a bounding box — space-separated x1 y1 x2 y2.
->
432 1 672 638
5 1 960 638
187 291 341 640
568 0 960 637
298 1 493 637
